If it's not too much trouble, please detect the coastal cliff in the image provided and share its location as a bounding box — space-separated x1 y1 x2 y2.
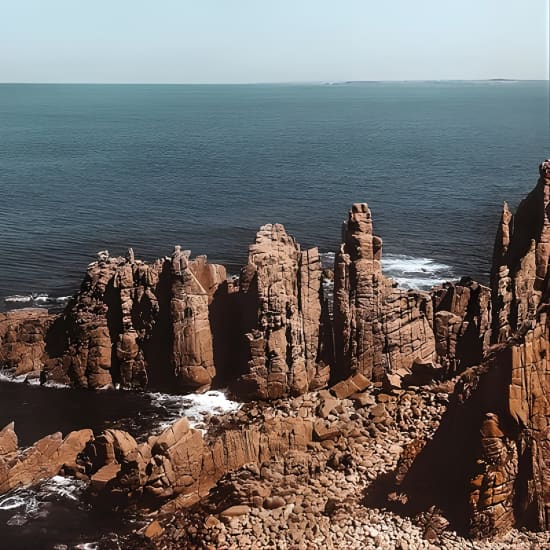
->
2 160 550 547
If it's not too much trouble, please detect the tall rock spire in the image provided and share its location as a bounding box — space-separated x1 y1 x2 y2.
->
333 203 436 382
236 224 330 399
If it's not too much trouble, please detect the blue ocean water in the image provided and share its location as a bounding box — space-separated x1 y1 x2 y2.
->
1 81 548 305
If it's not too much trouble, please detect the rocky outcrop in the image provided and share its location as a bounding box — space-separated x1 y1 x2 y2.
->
33 249 225 391
1 203 495 399
0 423 93 494
170 249 226 391
392 160 550 539
0 308 55 380
333 203 436 383
236 224 330 399
431 279 492 375
491 160 550 342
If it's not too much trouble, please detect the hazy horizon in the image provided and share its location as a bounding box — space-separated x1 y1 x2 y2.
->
1 79 548 86
1 0 548 84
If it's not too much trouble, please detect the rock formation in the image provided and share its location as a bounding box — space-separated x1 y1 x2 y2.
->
0 308 54 380
170 249 227 391
236 224 330 399
392 160 550 539
1 206 493 399
0 422 93 494
333 203 490 385
7 249 226 392
4 160 550 545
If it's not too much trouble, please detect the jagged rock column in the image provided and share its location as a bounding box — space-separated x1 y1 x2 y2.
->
170 247 226 392
333 203 436 382
237 224 329 399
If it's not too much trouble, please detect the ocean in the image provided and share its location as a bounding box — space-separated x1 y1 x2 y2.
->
1 81 548 308
0 81 549 547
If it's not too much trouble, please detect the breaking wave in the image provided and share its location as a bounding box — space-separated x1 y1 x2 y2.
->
0 476 87 526
148 389 241 432
382 254 454 290
319 252 454 291
3 293 70 309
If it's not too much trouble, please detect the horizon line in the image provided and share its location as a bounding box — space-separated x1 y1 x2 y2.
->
0 78 547 86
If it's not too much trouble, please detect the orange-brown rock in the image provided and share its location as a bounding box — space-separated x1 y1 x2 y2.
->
236 224 330 399
170 249 226 391
0 428 93 494
393 160 550 540
431 279 492 375
0 422 18 456
31 248 226 391
0 308 54 379
333 203 436 382
94 411 315 505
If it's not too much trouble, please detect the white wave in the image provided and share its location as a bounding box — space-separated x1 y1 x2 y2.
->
41 475 86 502
383 254 451 274
0 475 87 529
320 251 453 291
3 293 71 308
0 495 27 511
4 294 33 303
383 254 453 290
42 380 70 389
0 371 41 385
149 389 241 431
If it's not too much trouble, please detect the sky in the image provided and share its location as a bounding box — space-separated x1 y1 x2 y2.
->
0 0 548 83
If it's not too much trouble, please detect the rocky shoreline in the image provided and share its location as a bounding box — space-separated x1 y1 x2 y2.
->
2 160 550 548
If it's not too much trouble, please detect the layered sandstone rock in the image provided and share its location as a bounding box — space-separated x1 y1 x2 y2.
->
431 279 492 375
0 424 93 494
80 412 315 505
491 160 550 342
170 249 226 391
393 160 550 539
333 203 436 382
0 308 54 379
236 224 330 399
2 208 491 398
30 249 226 391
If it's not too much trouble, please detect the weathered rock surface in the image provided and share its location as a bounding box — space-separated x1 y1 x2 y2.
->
0 425 92 494
0 308 55 379
170 250 226 391
330 203 493 392
1 249 226 392
392 160 550 539
4 160 550 545
236 224 330 399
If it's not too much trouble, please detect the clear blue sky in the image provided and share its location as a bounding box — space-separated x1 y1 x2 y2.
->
1 0 548 83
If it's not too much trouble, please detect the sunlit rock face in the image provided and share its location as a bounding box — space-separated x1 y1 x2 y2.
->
236 224 330 400
333 203 436 382
393 160 550 539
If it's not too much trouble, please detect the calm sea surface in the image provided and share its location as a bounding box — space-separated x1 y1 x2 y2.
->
0 81 549 546
1 81 548 305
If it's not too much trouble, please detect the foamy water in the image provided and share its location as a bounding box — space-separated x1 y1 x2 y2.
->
383 254 454 290
3 293 70 311
319 251 454 291
0 476 87 523
149 389 241 432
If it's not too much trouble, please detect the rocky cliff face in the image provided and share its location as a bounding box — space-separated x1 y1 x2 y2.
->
0 308 55 380
1 207 494 398
235 224 330 400
10 249 226 392
332 203 490 385
391 160 550 539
